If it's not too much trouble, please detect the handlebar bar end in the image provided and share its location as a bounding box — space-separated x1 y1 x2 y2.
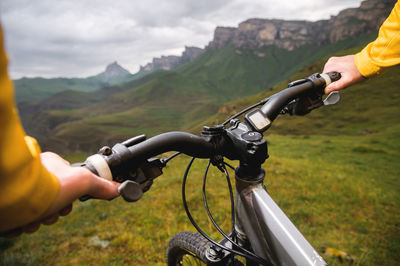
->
327 72 341 82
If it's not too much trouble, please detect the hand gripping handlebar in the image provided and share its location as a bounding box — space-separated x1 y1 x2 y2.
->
260 72 341 121
75 132 218 202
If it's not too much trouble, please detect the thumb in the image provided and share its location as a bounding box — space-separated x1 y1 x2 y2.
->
325 80 344 94
87 174 120 200
325 73 355 94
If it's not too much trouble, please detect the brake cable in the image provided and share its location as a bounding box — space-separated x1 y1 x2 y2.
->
202 160 268 263
161 152 182 164
222 97 270 126
182 158 271 265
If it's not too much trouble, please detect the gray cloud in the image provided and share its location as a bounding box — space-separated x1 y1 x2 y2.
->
0 0 362 79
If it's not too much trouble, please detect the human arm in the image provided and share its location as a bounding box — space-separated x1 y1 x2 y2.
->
3 152 120 237
323 1 400 93
2 152 121 238
0 27 119 237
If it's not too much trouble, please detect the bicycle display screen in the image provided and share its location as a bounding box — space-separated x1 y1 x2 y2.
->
245 109 271 132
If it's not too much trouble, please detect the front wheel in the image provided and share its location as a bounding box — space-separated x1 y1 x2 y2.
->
166 231 210 265
166 231 244 266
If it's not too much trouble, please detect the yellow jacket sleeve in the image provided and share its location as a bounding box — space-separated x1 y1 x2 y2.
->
0 27 60 232
355 1 400 77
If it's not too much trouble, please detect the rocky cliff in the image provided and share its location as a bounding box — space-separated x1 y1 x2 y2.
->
138 0 395 72
140 46 204 72
207 0 396 51
96 61 131 82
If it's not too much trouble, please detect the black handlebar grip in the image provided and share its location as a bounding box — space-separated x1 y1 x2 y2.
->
326 72 341 82
79 195 93 201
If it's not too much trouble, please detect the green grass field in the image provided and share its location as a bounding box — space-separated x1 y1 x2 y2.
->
1 128 399 265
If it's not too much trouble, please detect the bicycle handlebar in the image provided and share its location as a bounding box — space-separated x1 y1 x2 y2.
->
125 132 215 162
77 72 341 202
261 72 340 122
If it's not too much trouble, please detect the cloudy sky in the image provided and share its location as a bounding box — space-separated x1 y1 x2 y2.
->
0 0 363 79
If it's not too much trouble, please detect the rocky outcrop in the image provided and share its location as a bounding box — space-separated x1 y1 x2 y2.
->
208 27 236 50
138 0 395 72
140 55 181 72
207 0 396 51
97 61 131 82
140 46 204 72
181 46 205 63
327 0 394 43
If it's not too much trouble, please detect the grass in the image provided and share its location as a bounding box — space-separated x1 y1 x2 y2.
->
267 133 400 265
1 126 399 265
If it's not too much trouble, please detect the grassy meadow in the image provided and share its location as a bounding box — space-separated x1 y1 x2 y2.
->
2 47 400 265
0 129 399 265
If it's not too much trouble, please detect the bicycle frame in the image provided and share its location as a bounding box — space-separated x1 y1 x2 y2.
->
234 167 327 266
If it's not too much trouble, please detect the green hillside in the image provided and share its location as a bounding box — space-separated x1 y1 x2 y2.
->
1 53 399 265
14 76 106 102
17 70 170 145
191 48 400 138
14 72 138 102
177 31 378 101
22 32 379 153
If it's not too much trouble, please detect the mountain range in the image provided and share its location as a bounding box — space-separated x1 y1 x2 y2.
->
14 0 394 103
14 0 397 153
138 46 205 73
14 61 135 102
